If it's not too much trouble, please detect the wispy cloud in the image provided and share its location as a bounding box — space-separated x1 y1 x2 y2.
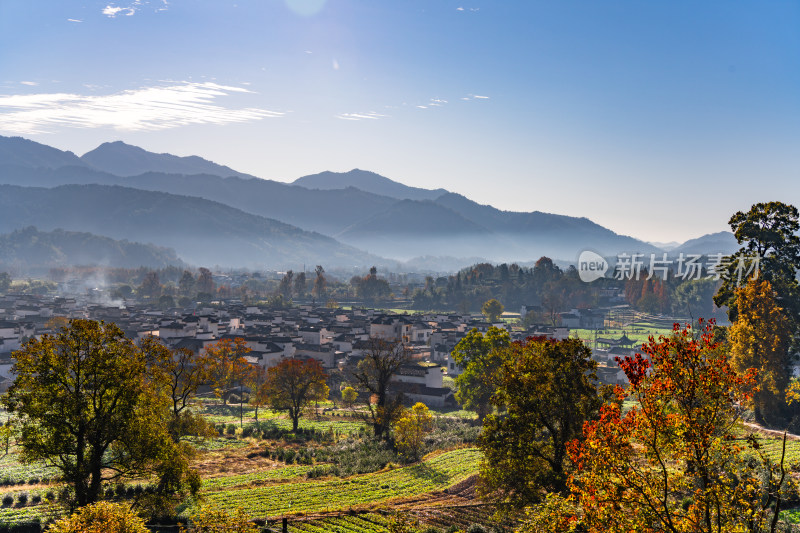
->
20 81 38 87
102 0 168 18
473 94 489 99
462 94 490 100
335 111 387 121
67 18 83 23
103 5 135 17
0 82 282 134
456 6 480 12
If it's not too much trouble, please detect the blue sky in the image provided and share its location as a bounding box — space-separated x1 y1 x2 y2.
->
0 0 798 243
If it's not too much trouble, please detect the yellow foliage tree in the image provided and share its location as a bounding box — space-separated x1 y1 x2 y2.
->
393 402 433 459
48 502 148 533
181 505 259 533
729 279 792 425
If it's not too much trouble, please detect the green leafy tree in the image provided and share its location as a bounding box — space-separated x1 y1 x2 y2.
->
479 336 604 510
3 320 176 507
481 298 504 322
451 327 511 422
714 201 800 324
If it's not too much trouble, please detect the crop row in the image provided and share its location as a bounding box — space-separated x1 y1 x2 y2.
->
201 464 317 491
202 448 482 518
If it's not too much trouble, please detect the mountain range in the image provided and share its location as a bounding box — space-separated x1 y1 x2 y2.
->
0 135 738 271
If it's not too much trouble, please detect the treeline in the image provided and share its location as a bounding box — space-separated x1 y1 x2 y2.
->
409 258 725 318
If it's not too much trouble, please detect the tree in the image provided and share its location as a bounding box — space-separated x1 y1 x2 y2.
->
481 298 504 322
312 265 327 303
178 270 196 298
393 402 433 459
294 271 307 300
341 385 358 408
196 267 215 295
714 201 800 323
183 505 260 533
353 266 391 304
352 338 411 438
245 365 268 424
139 271 162 299
279 270 294 300
140 337 212 443
451 327 511 422
48 501 148 533
557 321 792 533
260 358 329 431
479 336 603 510
3 320 174 507
729 280 792 426
205 338 254 406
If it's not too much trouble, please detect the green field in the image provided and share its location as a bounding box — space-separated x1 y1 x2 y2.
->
200 447 481 518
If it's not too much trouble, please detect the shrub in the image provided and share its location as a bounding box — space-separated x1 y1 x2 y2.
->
47 501 148 533
31 494 41 504
225 424 236 436
467 525 487 533
2 494 12 507
16 492 28 506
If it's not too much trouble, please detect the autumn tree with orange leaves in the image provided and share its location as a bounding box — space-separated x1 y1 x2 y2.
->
524 321 795 533
260 358 329 431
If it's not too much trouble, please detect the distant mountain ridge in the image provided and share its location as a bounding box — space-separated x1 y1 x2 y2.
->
0 135 725 267
81 141 257 178
0 136 88 170
671 231 739 256
293 169 448 201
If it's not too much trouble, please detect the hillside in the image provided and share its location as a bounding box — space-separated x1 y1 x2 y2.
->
0 184 380 269
293 169 448 201
0 136 674 265
0 227 183 271
0 136 88 170
671 231 739 256
81 141 257 179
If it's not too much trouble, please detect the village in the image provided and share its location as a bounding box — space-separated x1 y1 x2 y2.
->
0 291 642 407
